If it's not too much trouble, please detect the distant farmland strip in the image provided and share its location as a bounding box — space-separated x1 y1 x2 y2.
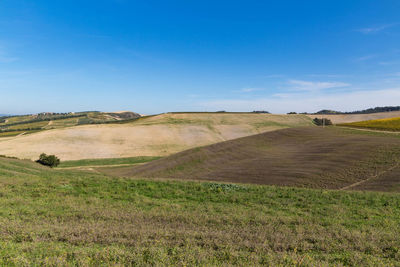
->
338 117 400 131
0 114 86 128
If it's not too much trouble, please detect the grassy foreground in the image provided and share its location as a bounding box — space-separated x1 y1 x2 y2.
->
0 157 399 266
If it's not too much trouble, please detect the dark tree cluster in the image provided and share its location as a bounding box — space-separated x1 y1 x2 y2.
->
252 111 270 114
315 110 342 115
36 153 60 168
0 127 42 133
313 118 333 126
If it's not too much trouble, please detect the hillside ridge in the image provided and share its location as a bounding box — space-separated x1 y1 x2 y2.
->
113 127 400 191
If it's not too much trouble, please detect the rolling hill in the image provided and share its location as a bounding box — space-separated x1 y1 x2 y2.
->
0 112 312 160
112 127 400 191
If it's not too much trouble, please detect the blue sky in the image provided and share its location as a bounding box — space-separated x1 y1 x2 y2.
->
1 0 400 114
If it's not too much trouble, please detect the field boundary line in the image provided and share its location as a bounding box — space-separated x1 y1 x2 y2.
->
340 162 400 190
56 163 145 170
337 126 400 134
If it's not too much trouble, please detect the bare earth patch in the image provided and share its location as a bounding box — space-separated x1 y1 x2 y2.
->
115 127 400 191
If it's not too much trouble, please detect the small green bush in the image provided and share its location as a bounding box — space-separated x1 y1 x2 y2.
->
36 153 60 168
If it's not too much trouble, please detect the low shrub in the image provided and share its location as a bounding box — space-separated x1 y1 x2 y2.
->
36 153 60 168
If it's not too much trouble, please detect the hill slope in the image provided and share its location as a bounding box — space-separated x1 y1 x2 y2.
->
307 110 400 124
115 127 400 191
0 113 312 160
0 155 399 265
339 117 400 131
0 111 141 137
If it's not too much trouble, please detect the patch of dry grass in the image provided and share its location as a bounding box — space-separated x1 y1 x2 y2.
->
0 113 313 160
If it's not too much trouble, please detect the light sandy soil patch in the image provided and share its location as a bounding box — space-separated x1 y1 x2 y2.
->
0 113 312 160
307 111 400 124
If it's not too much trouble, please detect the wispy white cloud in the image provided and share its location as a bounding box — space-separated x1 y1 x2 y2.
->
0 46 18 63
239 87 264 93
197 89 400 114
356 23 398 34
379 61 399 66
307 74 349 78
288 80 350 91
354 54 378 62
264 74 285 78
0 57 18 63
383 72 400 77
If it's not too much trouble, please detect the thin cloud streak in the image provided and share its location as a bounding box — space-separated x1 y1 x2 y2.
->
198 88 400 114
354 54 378 62
356 23 398 34
0 45 18 63
288 80 350 91
239 87 264 93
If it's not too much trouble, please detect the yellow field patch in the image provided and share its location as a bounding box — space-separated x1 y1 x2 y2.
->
339 117 400 131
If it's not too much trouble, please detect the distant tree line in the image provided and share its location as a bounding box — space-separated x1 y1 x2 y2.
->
252 111 270 114
0 127 43 133
315 106 400 115
348 106 400 114
315 110 342 115
107 112 140 119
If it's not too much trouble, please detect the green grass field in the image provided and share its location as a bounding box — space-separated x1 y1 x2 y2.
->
0 156 399 266
0 129 43 138
57 156 161 168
